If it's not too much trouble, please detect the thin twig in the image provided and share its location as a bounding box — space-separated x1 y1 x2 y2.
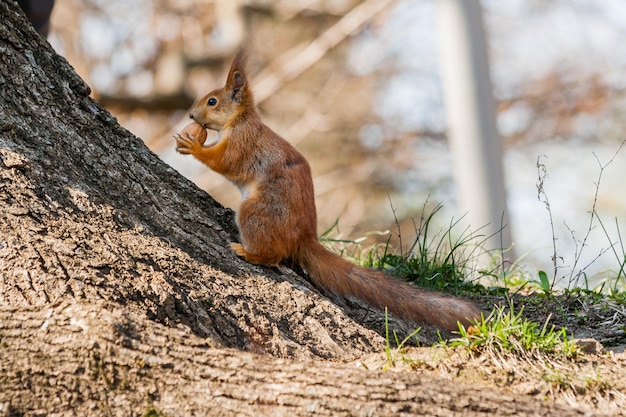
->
536 155 561 285
568 140 626 287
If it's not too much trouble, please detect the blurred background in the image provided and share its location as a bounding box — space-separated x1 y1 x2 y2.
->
39 0 626 286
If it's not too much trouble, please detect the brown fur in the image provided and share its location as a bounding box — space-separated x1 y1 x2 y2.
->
176 52 481 330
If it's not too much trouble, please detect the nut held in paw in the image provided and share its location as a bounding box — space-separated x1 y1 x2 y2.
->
180 122 208 146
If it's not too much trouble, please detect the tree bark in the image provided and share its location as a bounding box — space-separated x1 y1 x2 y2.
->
0 1 588 415
0 0 385 361
1 301 587 417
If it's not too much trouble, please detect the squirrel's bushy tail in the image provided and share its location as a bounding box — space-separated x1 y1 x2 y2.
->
298 241 481 331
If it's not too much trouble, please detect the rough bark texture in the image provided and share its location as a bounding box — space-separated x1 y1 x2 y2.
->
0 302 583 416
0 0 386 361
0 1 591 415
0 302 589 417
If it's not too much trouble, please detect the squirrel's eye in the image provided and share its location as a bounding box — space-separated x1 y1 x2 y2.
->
207 97 217 106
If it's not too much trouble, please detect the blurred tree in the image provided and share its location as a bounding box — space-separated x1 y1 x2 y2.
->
437 0 512 254
17 0 54 37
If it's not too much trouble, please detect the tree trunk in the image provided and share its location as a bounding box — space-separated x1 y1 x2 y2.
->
1 301 585 417
0 1 586 415
0 0 385 360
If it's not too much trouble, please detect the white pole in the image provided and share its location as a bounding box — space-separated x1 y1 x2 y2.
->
436 0 512 255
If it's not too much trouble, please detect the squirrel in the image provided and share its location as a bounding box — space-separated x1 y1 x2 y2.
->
175 52 481 331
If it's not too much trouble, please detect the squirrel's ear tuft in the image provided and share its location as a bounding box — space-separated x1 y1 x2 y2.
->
226 50 248 103
229 50 248 75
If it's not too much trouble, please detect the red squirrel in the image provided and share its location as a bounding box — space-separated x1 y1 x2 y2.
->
175 52 481 331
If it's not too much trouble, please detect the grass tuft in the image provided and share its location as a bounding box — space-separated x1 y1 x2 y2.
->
321 201 504 296
445 302 580 360
382 308 421 369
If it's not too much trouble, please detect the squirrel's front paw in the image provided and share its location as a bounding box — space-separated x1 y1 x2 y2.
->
175 122 208 154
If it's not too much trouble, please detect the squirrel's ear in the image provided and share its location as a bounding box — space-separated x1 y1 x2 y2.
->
225 51 248 103
229 71 246 103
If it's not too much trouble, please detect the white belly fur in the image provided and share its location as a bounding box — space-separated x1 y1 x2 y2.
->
238 181 257 201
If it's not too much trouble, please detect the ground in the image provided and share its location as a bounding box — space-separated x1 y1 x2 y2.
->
360 291 626 415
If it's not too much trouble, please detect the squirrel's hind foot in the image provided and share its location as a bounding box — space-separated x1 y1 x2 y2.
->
230 242 281 267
